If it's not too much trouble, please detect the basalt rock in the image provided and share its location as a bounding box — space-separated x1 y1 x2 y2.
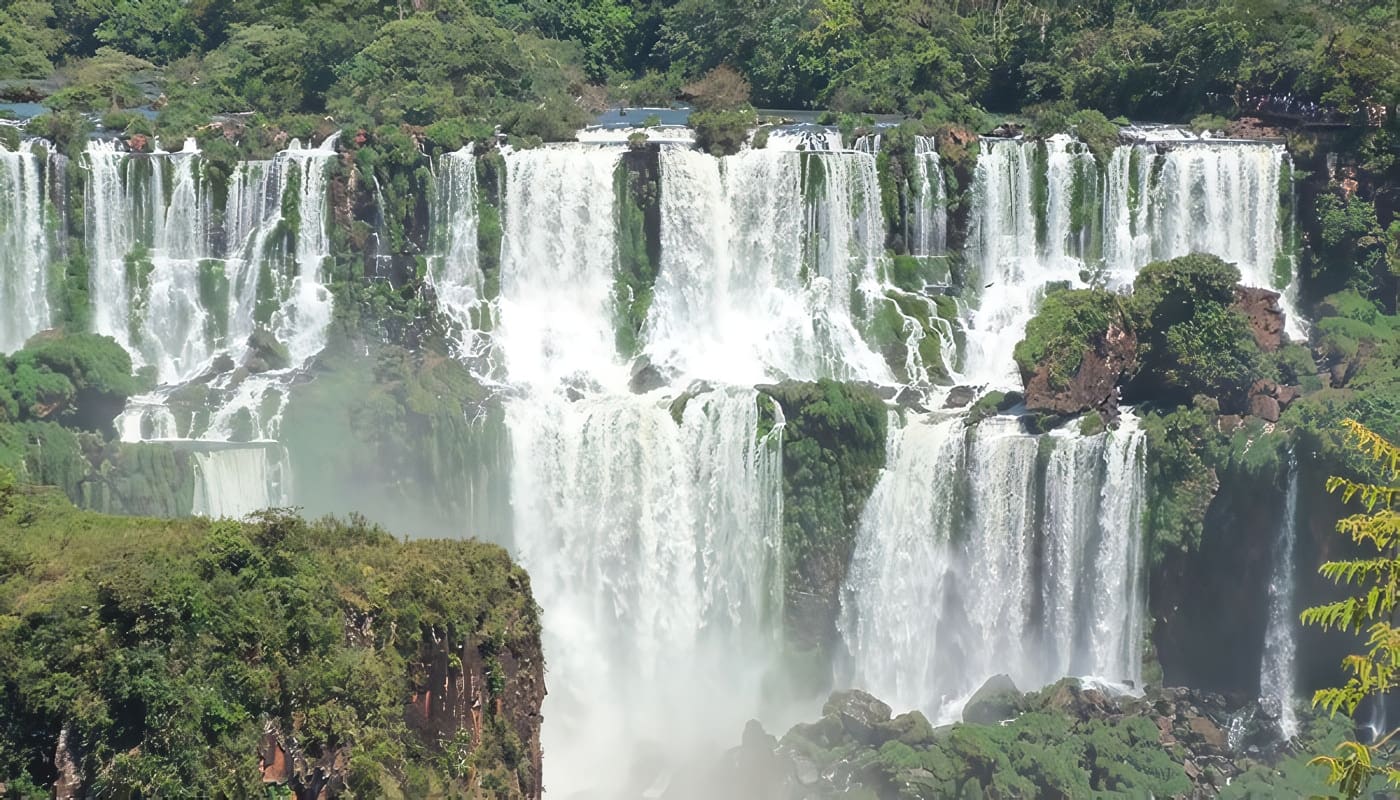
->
1022 323 1137 417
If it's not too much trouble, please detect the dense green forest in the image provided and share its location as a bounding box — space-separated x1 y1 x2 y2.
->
1 0 1395 134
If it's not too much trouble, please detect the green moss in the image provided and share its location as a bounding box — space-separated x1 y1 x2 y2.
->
612 156 659 357
197 260 230 343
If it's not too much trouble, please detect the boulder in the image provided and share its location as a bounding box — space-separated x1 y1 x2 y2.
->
963 674 1023 725
629 356 668 394
1022 323 1136 417
1186 713 1229 756
1251 395 1281 422
822 690 893 745
243 329 292 374
895 386 929 412
1232 286 1286 352
943 385 978 408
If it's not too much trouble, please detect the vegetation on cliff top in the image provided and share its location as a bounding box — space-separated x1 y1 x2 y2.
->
0 487 541 798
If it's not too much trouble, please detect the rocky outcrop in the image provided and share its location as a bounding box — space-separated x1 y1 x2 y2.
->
1022 322 1137 417
686 682 1325 800
962 674 1023 724
405 628 546 799
1232 286 1286 352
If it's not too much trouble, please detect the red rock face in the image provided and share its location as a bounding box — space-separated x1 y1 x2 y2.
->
404 633 546 799
1232 286 1286 353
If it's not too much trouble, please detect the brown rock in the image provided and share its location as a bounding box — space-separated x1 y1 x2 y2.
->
1187 714 1228 754
1218 414 1244 432
1232 286 1286 352
1276 384 1301 407
1022 323 1137 417
1250 394 1281 422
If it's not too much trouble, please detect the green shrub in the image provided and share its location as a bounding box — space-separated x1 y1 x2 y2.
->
691 106 755 156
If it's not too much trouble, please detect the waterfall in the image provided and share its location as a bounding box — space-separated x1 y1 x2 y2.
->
507 388 783 793
191 446 290 518
911 136 947 257
1260 454 1300 738
0 144 51 353
429 147 486 358
86 138 335 386
644 146 891 384
88 137 336 444
498 146 623 390
963 137 1297 386
840 414 1148 717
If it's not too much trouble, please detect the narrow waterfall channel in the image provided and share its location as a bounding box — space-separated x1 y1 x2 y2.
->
0 145 53 354
1260 453 1301 737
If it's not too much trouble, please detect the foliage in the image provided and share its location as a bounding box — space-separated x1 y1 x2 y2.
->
682 65 751 111
0 0 66 79
0 494 540 797
0 332 141 433
1301 420 1400 798
691 106 755 157
47 47 153 111
1127 254 1262 409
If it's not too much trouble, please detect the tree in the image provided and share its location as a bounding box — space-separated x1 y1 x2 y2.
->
1302 419 1400 797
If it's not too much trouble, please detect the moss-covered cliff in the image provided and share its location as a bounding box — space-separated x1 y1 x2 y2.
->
0 485 543 798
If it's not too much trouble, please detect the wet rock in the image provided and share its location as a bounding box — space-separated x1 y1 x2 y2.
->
243 329 291 374
964 674 1023 725
823 690 892 744
896 385 929 412
1187 713 1229 756
943 385 978 408
629 356 668 394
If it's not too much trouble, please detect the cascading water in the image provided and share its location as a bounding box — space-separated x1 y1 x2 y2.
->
428 147 486 359
840 414 1148 717
506 386 784 795
89 136 337 519
481 143 803 794
1259 453 1300 738
911 136 947 257
87 137 336 388
498 146 625 390
963 136 1297 386
0 144 52 353
644 145 892 384
190 446 290 518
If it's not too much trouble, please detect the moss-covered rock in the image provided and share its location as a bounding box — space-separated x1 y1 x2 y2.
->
757 379 887 695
